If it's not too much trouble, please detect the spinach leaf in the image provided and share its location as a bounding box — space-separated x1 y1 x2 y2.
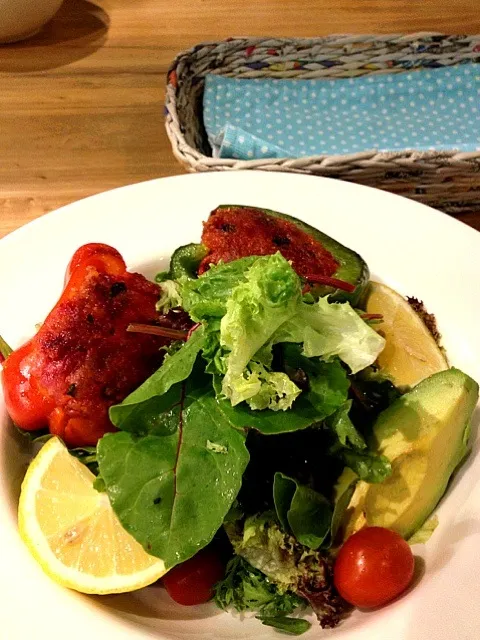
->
283 346 350 419
109 326 206 430
340 449 391 484
213 372 347 436
324 398 391 485
287 485 332 550
273 473 296 532
273 473 332 550
326 400 366 449
215 389 321 435
70 445 98 474
330 477 357 543
258 616 312 636
98 376 249 568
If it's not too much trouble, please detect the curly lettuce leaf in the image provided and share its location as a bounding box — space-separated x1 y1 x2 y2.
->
180 256 258 322
156 279 183 313
236 362 301 411
220 254 302 407
225 515 346 628
214 555 306 617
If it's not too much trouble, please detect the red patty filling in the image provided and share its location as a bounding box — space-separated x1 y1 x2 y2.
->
199 206 339 278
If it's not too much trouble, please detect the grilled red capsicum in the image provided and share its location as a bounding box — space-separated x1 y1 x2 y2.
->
1 243 172 447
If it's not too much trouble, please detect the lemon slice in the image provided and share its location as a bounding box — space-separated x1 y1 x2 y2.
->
365 281 448 387
18 437 166 594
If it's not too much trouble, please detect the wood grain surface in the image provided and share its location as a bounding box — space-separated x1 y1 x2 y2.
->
1 0 479 238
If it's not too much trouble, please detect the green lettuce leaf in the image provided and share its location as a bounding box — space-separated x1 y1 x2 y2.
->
180 256 258 322
274 296 385 374
98 374 249 568
156 279 182 313
220 254 302 406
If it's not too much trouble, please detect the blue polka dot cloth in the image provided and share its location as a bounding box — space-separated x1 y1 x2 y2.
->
203 64 480 159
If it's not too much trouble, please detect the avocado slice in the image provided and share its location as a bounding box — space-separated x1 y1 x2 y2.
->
164 206 369 304
341 368 479 540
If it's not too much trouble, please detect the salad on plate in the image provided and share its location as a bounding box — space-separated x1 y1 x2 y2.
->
1 204 477 636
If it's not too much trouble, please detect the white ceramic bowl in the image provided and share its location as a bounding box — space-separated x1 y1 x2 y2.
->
0 0 64 43
1 172 480 640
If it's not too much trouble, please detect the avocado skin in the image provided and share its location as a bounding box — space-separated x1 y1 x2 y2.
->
361 368 478 539
168 206 369 304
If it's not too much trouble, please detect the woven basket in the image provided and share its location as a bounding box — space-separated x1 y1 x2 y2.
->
165 34 480 215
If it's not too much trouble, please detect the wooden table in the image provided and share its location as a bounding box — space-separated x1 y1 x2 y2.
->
1 0 479 238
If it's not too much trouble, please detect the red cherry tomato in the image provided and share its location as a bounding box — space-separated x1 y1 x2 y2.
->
162 547 225 606
334 527 415 608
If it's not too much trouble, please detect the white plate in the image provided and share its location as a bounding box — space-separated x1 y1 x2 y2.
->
1 171 479 640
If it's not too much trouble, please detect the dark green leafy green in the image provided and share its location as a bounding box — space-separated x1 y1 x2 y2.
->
288 485 332 550
214 381 322 435
214 555 305 618
324 396 392 485
273 473 332 549
109 326 206 430
326 400 366 449
69 445 98 474
212 351 349 435
349 370 402 432
273 473 296 532
339 450 392 483
98 376 249 568
330 477 357 543
258 616 312 635
283 345 350 418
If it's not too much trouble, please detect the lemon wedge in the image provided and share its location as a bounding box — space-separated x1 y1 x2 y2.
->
365 281 448 387
18 437 167 594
